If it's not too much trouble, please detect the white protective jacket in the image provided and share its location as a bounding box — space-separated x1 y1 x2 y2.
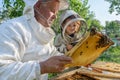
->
0 0 61 80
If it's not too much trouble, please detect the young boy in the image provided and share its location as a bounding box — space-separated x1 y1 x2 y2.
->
54 10 87 53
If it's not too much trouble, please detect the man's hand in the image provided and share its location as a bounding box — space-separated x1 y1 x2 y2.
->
40 55 72 74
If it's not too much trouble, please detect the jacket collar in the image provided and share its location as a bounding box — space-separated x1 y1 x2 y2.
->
25 15 55 44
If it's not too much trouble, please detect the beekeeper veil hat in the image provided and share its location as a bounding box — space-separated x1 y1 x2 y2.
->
59 10 88 43
23 0 69 17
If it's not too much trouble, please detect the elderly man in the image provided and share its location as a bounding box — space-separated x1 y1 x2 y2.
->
0 0 72 80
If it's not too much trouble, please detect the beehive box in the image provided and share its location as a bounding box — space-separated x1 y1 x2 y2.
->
50 61 120 80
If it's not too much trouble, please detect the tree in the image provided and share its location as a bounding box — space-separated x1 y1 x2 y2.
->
105 20 120 38
105 0 120 15
90 19 104 31
2 0 25 18
98 46 120 63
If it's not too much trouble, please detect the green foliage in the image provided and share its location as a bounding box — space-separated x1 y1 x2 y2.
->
3 0 25 18
97 46 120 63
69 0 89 18
90 19 104 31
105 20 120 38
105 0 120 15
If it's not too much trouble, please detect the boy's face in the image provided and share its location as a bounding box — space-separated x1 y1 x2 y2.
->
65 21 81 35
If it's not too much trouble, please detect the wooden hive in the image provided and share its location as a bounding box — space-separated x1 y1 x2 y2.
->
50 62 120 80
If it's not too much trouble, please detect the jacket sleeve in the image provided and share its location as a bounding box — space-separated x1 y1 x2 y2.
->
54 34 67 53
0 22 40 80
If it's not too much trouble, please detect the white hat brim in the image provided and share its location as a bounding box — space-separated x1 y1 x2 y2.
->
59 0 69 10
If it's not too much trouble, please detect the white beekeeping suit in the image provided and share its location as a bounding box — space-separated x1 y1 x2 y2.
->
0 0 64 80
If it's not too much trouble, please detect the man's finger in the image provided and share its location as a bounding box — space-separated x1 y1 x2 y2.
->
59 55 72 62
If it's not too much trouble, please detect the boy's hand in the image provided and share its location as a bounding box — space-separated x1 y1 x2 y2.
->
66 44 73 51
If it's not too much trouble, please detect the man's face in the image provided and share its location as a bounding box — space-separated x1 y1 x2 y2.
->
34 0 60 27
